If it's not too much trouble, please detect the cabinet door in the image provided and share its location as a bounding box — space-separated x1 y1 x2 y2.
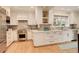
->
33 32 45 46
67 30 74 41
7 30 16 46
13 30 18 41
6 31 11 46
63 30 73 41
45 32 55 43
35 7 42 25
27 30 32 40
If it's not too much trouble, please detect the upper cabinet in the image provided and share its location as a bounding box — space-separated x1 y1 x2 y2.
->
1 6 10 16
28 12 36 25
35 7 43 25
35 6 50 25
35 7 72 26
1 6 77 27
0 7 6 15
0 7 6 23
42 7 49 23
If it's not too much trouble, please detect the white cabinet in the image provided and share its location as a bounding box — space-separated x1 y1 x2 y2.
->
35 7 50 25
35 7 43 25
33 32 45 46
28 12 36 25
10 12 18 25
1 6 10 16
67 29 77 40
27 30 33 40
6 29 18 46
6 29 13 46
12 30 18 41
32 31 54 46
49 8 54 25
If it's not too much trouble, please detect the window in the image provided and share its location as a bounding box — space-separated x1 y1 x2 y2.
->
53 15 69 27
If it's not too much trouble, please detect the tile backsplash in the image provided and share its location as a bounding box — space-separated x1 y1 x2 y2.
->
18 20 28 30
28 25 38 30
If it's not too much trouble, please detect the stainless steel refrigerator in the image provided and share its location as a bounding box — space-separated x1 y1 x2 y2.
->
0 7 7 53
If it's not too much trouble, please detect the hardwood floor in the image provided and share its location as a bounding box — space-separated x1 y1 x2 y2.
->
6 40 60 53
6 40 77 53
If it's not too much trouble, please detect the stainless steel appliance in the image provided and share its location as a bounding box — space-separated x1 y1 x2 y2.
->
18 29 27 40
0 7 7 53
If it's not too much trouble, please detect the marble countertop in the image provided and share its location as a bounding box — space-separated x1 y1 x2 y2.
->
25 28 78 37
32 30 67 33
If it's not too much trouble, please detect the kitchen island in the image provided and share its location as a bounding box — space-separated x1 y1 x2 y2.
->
32 29 76 46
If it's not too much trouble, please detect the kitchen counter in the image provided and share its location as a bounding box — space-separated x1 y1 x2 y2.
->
6 29 18 46
32 30 62 32
32 29 76 46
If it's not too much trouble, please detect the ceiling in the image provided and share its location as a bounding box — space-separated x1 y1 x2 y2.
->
10 6 79 12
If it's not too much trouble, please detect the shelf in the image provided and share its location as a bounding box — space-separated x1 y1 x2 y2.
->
43 17 48 19
42 10 48 23
43 11 48 17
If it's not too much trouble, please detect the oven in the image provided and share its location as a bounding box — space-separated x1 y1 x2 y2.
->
18 29 27 40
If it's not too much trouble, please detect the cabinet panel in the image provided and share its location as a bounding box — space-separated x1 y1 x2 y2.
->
33 30 74 46
27 30 33 40
6 30 17 46
35 7 42 25
33 33 42 46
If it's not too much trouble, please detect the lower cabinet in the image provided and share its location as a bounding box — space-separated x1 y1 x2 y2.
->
33 32 43 46
6 29 17 46
6 29 12 46
27 30 33 40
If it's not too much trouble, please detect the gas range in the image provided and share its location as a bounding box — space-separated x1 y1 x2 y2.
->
18 29 27 40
